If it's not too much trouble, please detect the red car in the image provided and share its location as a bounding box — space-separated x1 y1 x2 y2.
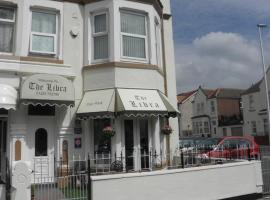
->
205 136 260 160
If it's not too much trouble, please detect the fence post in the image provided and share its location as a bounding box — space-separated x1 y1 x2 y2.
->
248 147 251 161
181 150 184 169
88 154 91 200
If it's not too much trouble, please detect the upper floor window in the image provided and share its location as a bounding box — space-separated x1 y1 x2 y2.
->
210 101 215 113
249 95 254 110
30 10 57 55
0 7 15 53
93 12 108 61
120 11 147 60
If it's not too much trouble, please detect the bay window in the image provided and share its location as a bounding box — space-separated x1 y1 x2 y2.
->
0 7 15 53
93 12 108 60
30 10 57 55
120 11 147 60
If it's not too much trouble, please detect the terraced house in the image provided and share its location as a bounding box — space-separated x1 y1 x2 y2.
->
0 0 179 191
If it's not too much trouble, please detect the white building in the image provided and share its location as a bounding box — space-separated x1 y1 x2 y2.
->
177 90 196 137
178 86 243 138
0 0 179 182
241 69 270 139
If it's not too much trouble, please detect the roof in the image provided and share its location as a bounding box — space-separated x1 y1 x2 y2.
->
208 88 244 99
241 80 262 95
177 90 196 103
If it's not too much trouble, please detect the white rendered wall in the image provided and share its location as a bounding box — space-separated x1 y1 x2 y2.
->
91 161 263 200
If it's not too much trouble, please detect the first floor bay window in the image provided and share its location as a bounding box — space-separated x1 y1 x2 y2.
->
30 10 57 55
0 7 15 53
120 10 147 60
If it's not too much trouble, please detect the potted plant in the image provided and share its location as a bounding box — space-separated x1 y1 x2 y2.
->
102 125 115 138
162 124 173 135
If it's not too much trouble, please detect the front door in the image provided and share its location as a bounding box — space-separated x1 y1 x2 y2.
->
0 118 7 181
29 117 54 180
124 119 151 172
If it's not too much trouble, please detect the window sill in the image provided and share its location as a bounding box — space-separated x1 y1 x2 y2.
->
0 55 64 65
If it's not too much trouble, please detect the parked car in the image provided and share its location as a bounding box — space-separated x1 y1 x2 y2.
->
204 136 260 160
197 137 223 153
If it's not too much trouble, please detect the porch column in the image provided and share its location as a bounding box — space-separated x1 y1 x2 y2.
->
114 118 122 158
152 117 161 161
82 120 91 157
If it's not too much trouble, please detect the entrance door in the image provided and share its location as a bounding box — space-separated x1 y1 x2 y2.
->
124 120 134 171
29 117 54 180
0 119 7 181
124 119 151 171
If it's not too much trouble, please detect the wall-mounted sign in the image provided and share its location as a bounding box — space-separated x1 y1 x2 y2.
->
74 138 81 149
74 119 82 134
20 74 75 103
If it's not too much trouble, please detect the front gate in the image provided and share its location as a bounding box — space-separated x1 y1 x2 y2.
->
32 158 91 200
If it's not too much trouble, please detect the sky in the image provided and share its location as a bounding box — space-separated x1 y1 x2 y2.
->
171 0 270 93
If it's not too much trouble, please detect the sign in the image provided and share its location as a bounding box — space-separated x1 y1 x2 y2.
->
74 138 82 148
77 89 115 114
20 74 74 102
117 89 167 111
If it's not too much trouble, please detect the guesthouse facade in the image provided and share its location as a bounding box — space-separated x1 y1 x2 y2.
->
0 0 178 181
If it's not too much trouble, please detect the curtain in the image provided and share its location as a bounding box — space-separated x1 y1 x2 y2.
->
31 11 56 53
94 35 108 60
123 35 145 58
0 23 13 52
94 14 106 33
32 11 56 34
121 12 146 35
32 35 54 53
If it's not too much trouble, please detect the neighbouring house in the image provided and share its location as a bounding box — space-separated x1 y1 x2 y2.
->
178 86 243 137
177 90 196 137
0 0 179 184
241 69 270 138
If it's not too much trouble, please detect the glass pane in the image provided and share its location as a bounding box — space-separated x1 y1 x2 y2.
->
32 11 56 34
94 35 108 60
32 35 54 53
94 119 111 153
0 23 13 52
121 12 146 35
123 35 145 58
35 128 48 156
0 7 14 20
94 14 106 33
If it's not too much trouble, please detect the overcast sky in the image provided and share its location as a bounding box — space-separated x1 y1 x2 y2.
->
171 0 270 93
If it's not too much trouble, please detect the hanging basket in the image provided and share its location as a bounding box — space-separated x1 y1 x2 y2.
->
102 126 115 138
161 125 173 135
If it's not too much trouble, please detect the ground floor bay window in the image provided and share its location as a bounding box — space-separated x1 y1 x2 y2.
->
81 116 167 173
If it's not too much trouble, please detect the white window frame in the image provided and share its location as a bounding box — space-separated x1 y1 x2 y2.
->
29 9 58 55
91 11 109 63
0 6 15 54
120 10 148 62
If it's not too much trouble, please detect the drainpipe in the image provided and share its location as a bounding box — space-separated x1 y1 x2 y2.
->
161 8 171 166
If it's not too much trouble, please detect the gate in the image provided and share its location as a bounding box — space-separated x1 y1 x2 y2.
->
32 157 91 200
260 146 270 194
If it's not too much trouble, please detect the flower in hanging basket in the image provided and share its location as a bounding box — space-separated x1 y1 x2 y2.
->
162 124 173 135
102 126 115 138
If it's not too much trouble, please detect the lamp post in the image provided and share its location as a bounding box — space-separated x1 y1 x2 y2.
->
257 24 270 141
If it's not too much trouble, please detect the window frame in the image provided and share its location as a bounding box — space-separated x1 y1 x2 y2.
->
0 6 16 54
91 11 109 63
120 10 149 62
29 9 58 55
